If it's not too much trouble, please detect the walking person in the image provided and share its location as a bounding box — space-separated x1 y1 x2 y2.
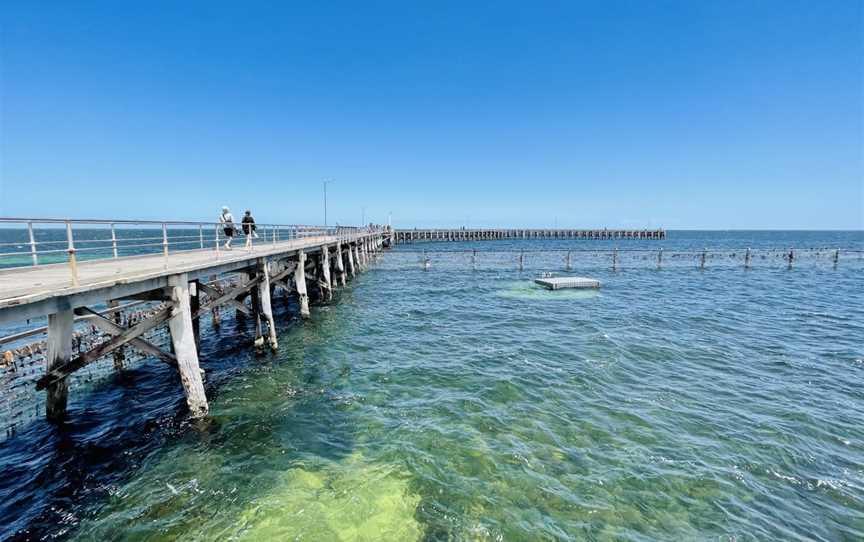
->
242 209 258 249
220 206 236 249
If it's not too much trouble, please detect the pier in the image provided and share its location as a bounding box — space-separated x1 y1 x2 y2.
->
0 218 389 421
393 228 665 243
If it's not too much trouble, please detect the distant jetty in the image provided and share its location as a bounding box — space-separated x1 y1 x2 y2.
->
393 228 665 243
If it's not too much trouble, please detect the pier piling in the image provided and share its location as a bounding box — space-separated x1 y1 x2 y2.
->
336 240 347 285
321 246 333 301
46 310 74 420
167 274 208 417
294 251 311 318
347 243 356 278
258 259 278 350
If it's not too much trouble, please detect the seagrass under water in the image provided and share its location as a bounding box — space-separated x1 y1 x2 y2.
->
0 231 862 540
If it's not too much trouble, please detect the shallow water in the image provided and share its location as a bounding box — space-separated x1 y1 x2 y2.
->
1 231 863 540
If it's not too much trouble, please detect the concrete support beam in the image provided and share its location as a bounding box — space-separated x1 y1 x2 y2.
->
46 309 74 421
167 273 208 417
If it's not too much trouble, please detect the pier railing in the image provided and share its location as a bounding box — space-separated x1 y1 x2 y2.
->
0 217 374 278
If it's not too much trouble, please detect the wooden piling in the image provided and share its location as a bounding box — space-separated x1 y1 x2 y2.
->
249 271 264 350
347 243 356 278
167 273 208 417
321 246 333 301
189 281 201 348
258 258 278 349
294 251 311 318
108 300 126 370
336 240 347 285
46 309 74 420
209 275 221 327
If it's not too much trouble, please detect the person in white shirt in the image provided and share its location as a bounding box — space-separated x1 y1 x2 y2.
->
219 206 236 249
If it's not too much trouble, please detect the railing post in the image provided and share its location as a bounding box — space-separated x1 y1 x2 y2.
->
111 223 119 258
162 223 169 268
744 247 751 269
27 221 38 266
66 221 79 287
272 226 276 245
199 224 204 249
215 224 221 258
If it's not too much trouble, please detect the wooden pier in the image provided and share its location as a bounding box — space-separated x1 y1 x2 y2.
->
0 220 388 421
393 228 665 243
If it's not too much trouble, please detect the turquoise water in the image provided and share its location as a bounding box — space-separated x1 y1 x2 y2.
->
1 231 863 540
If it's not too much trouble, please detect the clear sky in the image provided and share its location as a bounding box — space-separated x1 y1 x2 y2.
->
1 1 862 229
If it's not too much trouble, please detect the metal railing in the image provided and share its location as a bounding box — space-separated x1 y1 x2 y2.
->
0 217 382 285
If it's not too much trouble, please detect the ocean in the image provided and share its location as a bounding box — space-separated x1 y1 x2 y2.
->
0 230 862 540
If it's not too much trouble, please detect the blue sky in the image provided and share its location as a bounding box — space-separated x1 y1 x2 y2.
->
1 1 861 229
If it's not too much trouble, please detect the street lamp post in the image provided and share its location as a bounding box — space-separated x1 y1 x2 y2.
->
322 178 334 226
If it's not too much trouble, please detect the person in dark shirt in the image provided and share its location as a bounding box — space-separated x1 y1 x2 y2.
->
242 209 258 249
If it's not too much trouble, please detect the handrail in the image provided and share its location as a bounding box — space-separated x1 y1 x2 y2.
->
0 217 387 285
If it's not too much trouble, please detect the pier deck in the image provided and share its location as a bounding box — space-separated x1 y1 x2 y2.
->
0 234 334 324
0 218 388 421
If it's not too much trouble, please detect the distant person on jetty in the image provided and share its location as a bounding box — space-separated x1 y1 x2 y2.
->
242 209 258 249
219 206 236 249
